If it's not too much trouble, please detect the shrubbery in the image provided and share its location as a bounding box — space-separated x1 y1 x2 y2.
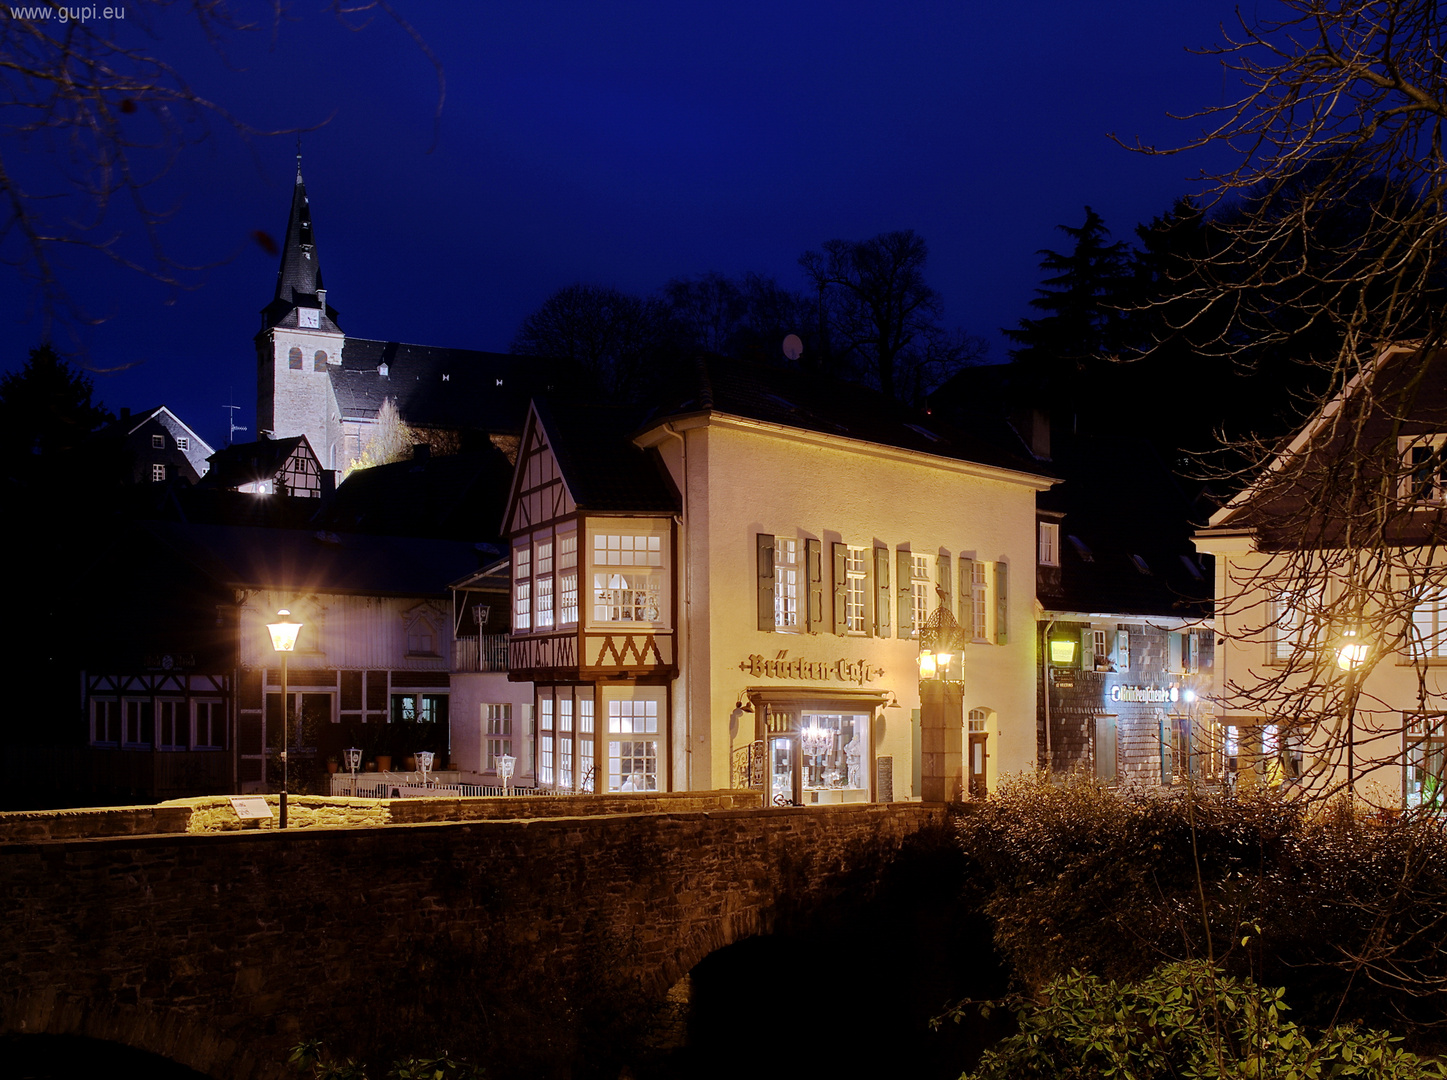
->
954 773 1447 1047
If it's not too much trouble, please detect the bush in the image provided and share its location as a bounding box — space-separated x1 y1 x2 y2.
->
954 773 1447 1045
942 961 1447 1080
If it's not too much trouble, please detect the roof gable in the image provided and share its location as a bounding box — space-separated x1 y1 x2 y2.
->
503 404 578 536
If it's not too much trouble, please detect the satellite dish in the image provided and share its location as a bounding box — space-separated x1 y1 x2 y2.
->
782 334 804 361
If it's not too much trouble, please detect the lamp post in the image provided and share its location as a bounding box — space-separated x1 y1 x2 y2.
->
918 605 969 801
497 753 516 796
1337 630 1369 801
266 609 302 828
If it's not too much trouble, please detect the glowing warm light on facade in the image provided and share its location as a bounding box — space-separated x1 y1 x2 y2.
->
1049 638 1077 664
267 609 302 652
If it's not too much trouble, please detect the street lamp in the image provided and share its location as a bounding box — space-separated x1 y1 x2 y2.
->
266 608 302 828
1336 630 1370 799
918 605 969 801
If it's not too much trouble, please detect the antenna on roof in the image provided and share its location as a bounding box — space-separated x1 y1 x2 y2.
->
782 334 803 362
225 387 247 446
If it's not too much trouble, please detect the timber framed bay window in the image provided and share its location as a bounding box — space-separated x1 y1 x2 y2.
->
514 526 581 634
535 686 598 792
592 532 665 624
602 685 666 792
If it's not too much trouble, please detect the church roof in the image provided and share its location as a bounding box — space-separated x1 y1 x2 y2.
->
331 339 575 435
259 168 340 332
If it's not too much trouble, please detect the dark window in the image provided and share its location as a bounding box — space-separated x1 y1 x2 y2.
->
288 346 303 370
314 350 328 371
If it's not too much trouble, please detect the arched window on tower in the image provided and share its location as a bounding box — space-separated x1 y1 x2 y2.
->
288 346 303 370
314 350 328 372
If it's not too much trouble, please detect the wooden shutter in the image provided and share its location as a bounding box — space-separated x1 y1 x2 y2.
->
874 546 891 638
958 557 975 640
757 534 775 632
1080 628 1094 671
806 539 824 632
994 561 1009 645
897 548 912 638
936 554 951 613
832 542 848 635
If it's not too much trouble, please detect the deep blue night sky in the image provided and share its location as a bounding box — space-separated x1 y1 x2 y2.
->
1 1 1243 452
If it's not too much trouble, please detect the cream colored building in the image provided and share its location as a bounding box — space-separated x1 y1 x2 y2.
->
1195 345 1447 806
502 364 1054 800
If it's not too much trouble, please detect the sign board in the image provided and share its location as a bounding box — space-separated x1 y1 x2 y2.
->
229 796 272 820
876 756 894 803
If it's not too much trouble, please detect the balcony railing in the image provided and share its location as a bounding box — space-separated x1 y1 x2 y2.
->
452 633 510 673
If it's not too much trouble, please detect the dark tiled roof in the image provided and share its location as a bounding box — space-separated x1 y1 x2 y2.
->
533 399 680 514
316 447 515 543
259 174 341 332
332 340 576 434
203 436 313 489
1037 433 1212 619
645 357 1054 479
140 520 486 597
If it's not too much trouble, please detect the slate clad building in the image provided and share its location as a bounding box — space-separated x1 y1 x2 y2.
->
504 361 1054 799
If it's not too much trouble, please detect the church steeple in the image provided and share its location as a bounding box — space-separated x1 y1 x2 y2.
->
260 159 340 332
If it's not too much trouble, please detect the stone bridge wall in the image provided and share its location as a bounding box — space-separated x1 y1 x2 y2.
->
0 802 945 1080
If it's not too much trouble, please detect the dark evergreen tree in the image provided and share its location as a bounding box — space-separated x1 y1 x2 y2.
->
1005 207 1129 417
0 343 112 485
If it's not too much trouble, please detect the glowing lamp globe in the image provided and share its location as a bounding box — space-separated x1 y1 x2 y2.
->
267 609 303 653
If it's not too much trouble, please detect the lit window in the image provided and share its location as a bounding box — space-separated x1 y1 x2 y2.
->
845 546 867 633
558 696 574 791
558 534 579 626
151 464 167 482
592 535 663 623
484 703 513 771
608 699 659 791
967 708 988 734
579 697 595 792
535 540 554 628
1412 590 1447 659
289 346 303 370
538 697 554 785
1093 629 1109 670
514 545 531 631
151 434 165 449
1038 523 1059 567
972 562 989 642
911 554 931 635
774 538 799 631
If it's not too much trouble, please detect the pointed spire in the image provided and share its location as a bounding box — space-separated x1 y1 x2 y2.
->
259 153 339 332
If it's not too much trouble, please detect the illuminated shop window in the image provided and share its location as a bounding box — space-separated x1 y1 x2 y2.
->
593 534 663 623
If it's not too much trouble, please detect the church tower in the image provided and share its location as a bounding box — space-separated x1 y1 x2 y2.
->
256 159 346 473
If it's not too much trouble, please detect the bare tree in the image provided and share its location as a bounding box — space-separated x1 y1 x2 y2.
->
1 2 442 334
799 230 985 405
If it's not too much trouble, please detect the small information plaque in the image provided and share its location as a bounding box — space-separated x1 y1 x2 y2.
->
230 796 273 821
876 756 894 803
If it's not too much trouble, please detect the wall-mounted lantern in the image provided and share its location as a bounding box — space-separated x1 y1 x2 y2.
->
919 606 968 683
1049 637 1077 665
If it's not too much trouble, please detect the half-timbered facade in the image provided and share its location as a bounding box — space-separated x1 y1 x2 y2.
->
504 363 1054 799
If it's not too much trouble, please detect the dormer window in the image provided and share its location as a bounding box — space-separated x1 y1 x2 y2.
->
298 307 320 329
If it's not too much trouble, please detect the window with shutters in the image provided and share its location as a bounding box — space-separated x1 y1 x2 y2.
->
1092 629 1110 671
971 561 989 642
1113 629 1131 673
911 555 931 635
1169 630 1203 674
774 538 800 631
845 547 867 633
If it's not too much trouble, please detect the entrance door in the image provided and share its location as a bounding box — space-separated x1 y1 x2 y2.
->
967 733 989 798
1094 715 1118 783
769 736 796 806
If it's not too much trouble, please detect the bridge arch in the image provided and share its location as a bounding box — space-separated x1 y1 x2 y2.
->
0 991 282 1080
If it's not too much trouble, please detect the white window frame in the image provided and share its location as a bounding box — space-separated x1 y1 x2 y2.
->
157 698 188 750
535 539 554 629
579 697 595 792
845 546 867 634
151 463 166 482
971 561 989 643
1410 588 1447 661
513 544 532 632
176 436 189 451
123 698 152 748
607 698 660 791
911 554 931 637
151 434 165 449
538 696 554 785
91 697 121 746
192 699 225 750
1092 629 1109 670
1038 522 1059 567
774 537 800 631
1113 629 1131 673
484 703 513 771
558 532 579 626
1400 434 1447 505
591 533 664 625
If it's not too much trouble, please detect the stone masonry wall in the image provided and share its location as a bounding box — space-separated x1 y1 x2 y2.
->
0 802 939 1080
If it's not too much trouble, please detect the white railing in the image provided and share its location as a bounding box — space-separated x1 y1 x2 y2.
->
330 774 553 799
451 634 510 673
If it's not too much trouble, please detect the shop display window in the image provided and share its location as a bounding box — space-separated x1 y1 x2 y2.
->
798 712 870 803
